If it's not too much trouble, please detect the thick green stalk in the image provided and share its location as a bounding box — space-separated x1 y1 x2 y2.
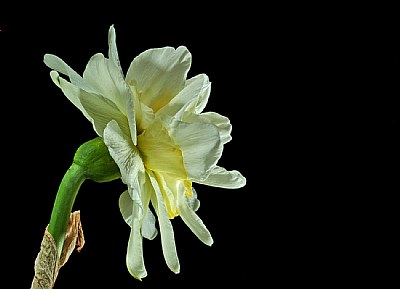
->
31 137 121 288
48 163 86 256
46 137 121 257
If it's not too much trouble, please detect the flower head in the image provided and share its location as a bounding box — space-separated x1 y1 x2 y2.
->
44 25 246 280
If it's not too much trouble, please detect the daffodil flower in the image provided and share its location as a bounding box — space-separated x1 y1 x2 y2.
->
43 25 246 280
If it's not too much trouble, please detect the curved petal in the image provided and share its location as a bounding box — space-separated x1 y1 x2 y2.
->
141 207 158 240
148 172 180 273
126 46 191 112
141 172 158 240
79 89 130 138
83 53 128 115
192 77 211 114
45 51 137 145
137 119 187 178
167 119 223 181
152 172 179 219
108 24 123 75
126 214 147 280
157 74 210 120
183 111 232 144
44 54 96 94
177 185 213 246
193 166 246 189
119 190 133 226
133 95 155 134
186 187 200 212
120 187 158 240
82 53 137 144
103 120 145 218
49 71 94 126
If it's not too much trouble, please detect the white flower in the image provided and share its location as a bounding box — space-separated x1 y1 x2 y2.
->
44 25 246 280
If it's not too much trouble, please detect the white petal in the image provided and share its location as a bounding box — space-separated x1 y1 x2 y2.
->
126 216 147 280
194 166 246 189
177 188 213 246
108 24 123 74
192 76 211 114
183 111 232 144
141 207 158 240
134 97 155 133
126 46 191 112
82 53 137 143
103 120 145 218
186 187 200 212
157 74 210 119
45 52 137 145
79 89 130 138
141 174 158 240
108 25 138 145
122 184 151 280
148 173 180 273
82 54 127 115
119 190 133 226
49 71 94 127
120 187 157 240
44 54 96 94
167 119 223 181
119 191 147 279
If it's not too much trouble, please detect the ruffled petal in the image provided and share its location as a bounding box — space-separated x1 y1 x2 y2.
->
182 111 232 144
103 120 145 218
167 119 223 181
82 53 137 144
78 89 130 138
157 74 210 119
126 46 191 112
82 54 127 116
192 77 211 114
194 166 247 189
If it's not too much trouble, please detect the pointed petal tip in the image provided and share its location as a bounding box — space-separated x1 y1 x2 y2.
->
49 70 61 87
109 24 115 33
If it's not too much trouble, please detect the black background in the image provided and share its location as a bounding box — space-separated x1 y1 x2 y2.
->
1 4 399 288
1 5 264 289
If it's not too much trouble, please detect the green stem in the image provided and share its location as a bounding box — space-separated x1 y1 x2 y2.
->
45 137 121 258
48 163 86 257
